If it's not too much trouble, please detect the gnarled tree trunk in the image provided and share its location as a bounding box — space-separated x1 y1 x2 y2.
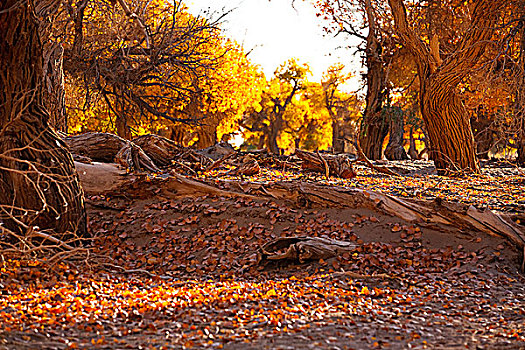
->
388 0 504 173
0 0 87 236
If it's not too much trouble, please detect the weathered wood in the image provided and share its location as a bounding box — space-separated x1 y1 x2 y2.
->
296 149 356 179
115 142 160 173
258 237 358 264
66 132 127 162
132 134 183 167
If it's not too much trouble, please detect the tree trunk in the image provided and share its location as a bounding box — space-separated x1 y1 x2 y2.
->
388 0 504 173
267 116 282 155
420 78 480 172
384 110 409 160
43 41 67 133
359 0 389 160
0 0 87 236
408 126 419 160
332 120 345 154
471 111 494 159
517 18 525 167
195 122 218 149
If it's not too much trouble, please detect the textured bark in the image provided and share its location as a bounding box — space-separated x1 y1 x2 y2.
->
115 143 160 173
258 237 358 264
43 41 67 132
517 19 525 167
132 134 183 167
267 115 283 155
388 0 505 173
359 0 389 160
0 0 87 236
66 132 128 162
385 113 409 160
195 122 218 149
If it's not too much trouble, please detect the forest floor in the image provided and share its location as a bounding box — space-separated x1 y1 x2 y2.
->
1 160 525 349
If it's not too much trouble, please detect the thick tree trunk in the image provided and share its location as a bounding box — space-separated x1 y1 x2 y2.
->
0 1 87 236
359 0 389 160
384 112 408 160
420 79 479 172
388 0 504 173
195 122 218 149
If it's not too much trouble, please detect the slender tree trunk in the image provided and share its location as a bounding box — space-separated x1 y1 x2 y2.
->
0 0 87 236
332 119 345 154
384 111 408 160
408 126 419 160
359 0 389 159
517 19 525 166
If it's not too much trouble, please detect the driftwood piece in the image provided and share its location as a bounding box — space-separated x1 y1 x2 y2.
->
75 162 127 194
66 132 127 162
115 142 160 173
296 149 356 179
132 134 183 167
258 237 358 264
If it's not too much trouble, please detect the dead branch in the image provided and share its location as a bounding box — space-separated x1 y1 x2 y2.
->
316 149 330 179
352 140 401 177
204 151 237 173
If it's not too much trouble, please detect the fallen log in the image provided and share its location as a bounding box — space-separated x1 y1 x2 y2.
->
233 181 525 266
132 134 183 167
296 149 356 179
66 132 127 162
